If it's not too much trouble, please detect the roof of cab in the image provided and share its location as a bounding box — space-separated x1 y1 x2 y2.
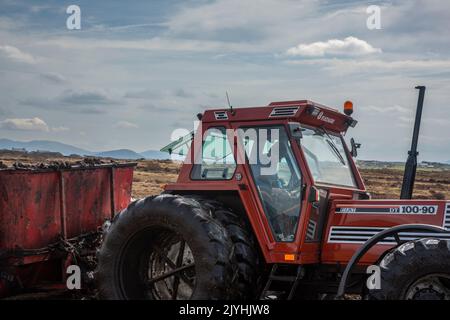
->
200 100 356 133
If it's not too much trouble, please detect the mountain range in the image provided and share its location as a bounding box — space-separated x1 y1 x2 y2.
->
0 139 170 160
1 138 449 164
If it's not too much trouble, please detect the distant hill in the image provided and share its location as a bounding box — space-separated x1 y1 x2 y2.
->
357 159 450 170
140 150 171 160
0 139 169 160
0 138 92 156
95 149 143 160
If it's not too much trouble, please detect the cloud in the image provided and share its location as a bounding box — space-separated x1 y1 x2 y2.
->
0 45 35 64
365 105 410 114
138 104 177 113
286 37 382 57
39 72 66 84
0 106 10 116
0 17 24 31
51 126 69 132
166 0 317 41
91 22 165 32
22 89 118 114
115 121 139 129
125 88 194 100
59 90 114 105
0 117 49 131
41 37 254 53
29 5 54 13
173 88 193 98
285 58 450 76
124 89 163 99
424 117 450 126
332 59 450 70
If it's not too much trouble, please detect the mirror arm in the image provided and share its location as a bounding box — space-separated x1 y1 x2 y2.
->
350 138 361 158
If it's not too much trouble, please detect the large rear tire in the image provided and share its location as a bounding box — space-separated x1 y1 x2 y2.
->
96 194 236 300
193 197 260 299
369 238 450 300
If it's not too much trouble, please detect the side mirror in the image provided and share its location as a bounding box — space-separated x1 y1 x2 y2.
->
350 138 361 158
288 122 303 139
308 186 320 209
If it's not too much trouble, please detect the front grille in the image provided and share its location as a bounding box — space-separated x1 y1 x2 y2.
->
306 220 317 240
444 202 450 230
328 226 450 244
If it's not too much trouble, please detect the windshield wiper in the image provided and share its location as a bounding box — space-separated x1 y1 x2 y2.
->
317 127 346 165
326 140 346 165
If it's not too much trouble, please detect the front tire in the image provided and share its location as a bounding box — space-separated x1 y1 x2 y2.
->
370 238 450 300
96 194 236 300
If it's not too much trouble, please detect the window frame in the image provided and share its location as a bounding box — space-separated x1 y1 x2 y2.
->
190 126 237 181
298 125 357 189
237 124 303 243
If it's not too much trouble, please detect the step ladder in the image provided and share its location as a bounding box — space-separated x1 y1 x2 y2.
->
259 264 303 300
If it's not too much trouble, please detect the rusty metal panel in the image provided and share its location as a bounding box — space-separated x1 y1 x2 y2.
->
63 168 112 239
0 171 62 250
113 166 134 214
0 164 135 252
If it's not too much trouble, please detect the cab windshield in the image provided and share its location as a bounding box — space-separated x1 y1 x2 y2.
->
300 127 356 188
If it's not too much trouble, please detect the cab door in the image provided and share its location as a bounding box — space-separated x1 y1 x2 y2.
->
232 123 306 261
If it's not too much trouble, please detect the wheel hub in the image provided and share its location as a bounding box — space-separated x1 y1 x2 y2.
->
406 274 450 300
146 234 196 300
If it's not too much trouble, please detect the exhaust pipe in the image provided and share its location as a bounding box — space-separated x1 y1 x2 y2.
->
400 86 426 199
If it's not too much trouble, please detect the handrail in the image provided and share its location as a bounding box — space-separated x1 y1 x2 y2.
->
336 223 449 298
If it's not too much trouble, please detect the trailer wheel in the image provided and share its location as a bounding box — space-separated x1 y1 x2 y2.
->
370 238 450 300
191 197 260 299
96 194 236 300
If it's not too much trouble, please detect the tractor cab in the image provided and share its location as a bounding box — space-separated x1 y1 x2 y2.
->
164 100 366 263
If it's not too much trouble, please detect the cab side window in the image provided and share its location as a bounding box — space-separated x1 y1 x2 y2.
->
191 127 236 180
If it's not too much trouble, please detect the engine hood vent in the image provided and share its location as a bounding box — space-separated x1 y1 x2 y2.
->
269 106 299 117
214 111 228 120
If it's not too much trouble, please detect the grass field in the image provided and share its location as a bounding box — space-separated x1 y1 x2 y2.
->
131 161 450 200
1 151 449 200
360 168 449 199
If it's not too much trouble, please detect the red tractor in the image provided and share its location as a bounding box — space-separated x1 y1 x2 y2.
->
97 87 450 300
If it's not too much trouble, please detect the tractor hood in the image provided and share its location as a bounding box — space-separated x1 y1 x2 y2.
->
321 199 450 264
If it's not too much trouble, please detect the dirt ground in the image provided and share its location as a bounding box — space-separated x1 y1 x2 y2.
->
1 151 448 200
131 162 450 200
132 160 180 198
361 168 450 200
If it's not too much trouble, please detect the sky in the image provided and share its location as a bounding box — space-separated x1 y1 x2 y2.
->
0 0 449 161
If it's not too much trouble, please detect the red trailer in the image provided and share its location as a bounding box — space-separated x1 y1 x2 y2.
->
0 162 135 298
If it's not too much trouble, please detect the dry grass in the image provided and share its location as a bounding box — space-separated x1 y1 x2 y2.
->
1 151 448 200
132 164 450 200
360 168 450 200
132 160 180 198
